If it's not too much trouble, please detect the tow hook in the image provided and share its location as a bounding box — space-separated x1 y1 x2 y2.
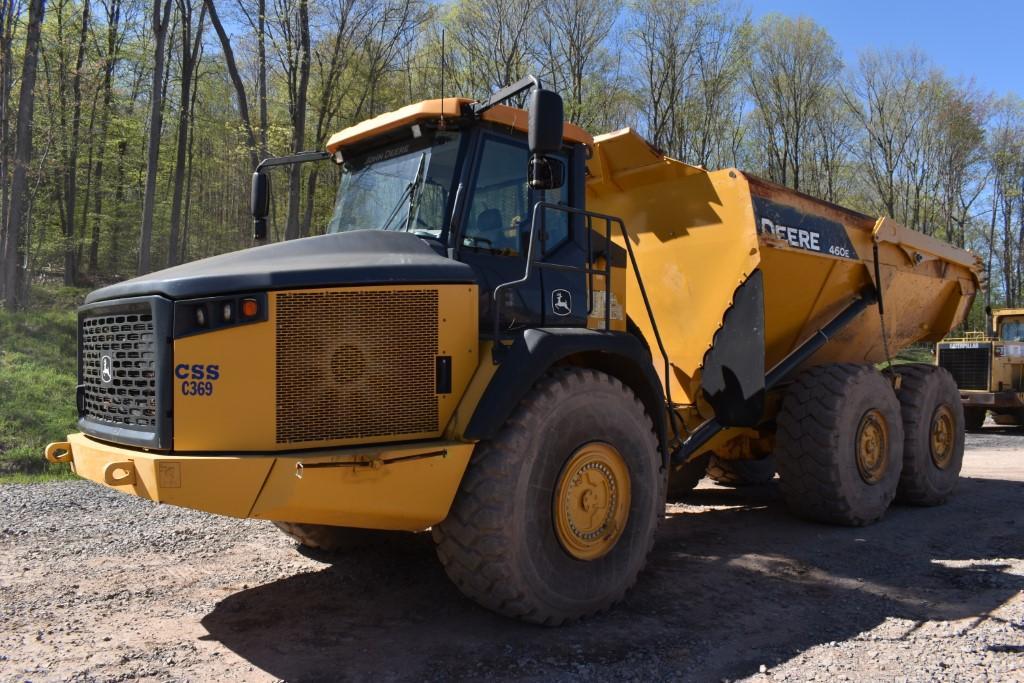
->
44 442 73 464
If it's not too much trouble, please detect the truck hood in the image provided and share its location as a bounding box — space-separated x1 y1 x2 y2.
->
85 230 475 303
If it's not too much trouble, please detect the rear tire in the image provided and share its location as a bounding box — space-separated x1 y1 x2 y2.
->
273 521 401 553
433 368 663 624
666 453 708 500
706 454 775 486
964 407 986 431
775 364 904 526
893 365 964 505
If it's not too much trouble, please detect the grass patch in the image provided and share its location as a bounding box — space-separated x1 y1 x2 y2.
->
0 285 85 481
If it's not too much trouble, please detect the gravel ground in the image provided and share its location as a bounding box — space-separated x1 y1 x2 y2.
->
1 430 1022 683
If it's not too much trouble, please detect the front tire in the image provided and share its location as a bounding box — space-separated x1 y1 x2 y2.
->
775 364 904 526
433 368 663 624
894 365 964 505
273 522 403 552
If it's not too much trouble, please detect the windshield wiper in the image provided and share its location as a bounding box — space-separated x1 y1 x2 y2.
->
379 152 426 232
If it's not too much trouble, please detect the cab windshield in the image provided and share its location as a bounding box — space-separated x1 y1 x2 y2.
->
327 132 462 240
999 318 1024 341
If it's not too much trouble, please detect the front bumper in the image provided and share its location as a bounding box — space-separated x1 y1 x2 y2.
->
45 433 473 531
960 391 1024 410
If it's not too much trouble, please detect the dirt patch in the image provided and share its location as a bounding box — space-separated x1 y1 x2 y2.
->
1 432 1021 682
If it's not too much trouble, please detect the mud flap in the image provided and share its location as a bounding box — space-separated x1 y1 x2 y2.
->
700 270 766 427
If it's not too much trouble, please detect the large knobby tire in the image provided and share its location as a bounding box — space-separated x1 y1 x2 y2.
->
666 453 709 500
964 407 986 432
273 521 401 553
706 454 776 487
775 364 904 526
433 368 664 625
894 364 965 506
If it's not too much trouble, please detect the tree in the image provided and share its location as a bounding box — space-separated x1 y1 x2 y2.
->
746 14 841 191
137 0 172 274
2 0 44 309
167 0 205 266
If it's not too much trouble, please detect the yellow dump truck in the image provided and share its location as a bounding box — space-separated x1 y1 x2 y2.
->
937 307 1024 429
46 78 982 624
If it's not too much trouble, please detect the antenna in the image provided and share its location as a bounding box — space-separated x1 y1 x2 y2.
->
439 28 446 129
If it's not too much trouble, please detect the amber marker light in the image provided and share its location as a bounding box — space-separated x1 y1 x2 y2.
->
241 298 259 319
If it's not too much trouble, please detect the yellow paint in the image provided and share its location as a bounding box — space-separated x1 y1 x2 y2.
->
325 98 592 153
587 128 982 413
249 441 474 531
66 432 273 518
173 283 478 452
63 432 474 530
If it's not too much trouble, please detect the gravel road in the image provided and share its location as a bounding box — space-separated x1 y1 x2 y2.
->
1 430 1022 683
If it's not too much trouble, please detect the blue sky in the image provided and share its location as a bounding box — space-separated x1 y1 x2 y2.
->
747 0 1023 97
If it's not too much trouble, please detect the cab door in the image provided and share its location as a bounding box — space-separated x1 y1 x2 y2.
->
456 132 586 334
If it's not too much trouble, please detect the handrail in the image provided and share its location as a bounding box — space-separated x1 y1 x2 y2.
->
488 201 682 444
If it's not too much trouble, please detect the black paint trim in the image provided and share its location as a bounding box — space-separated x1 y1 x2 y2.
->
463 328 669 466
76 295 174 450
700 271 766 427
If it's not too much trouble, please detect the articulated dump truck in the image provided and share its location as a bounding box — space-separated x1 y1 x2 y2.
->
46 78 982 624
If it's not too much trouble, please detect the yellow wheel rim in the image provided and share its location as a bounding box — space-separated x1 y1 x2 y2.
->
855 409 889 484
930 404 955 470
553 442 631 561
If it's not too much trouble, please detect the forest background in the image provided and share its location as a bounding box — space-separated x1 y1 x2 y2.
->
0 0 1021 476
0 0 1021 309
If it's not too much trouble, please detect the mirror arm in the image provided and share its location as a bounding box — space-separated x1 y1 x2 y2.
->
256 150 331 171
472 75 542 115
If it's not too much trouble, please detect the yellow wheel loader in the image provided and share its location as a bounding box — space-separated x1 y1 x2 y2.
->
46 77 983 624
937 307 1024 430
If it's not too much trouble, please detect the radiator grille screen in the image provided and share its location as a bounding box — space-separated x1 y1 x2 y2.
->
937 345 991 391
276 289 440 444
80 306 158 429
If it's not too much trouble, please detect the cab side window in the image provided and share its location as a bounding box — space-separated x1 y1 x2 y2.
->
463 138 529 255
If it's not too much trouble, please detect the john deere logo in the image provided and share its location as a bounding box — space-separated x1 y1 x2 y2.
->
100 355 113 384
552 289 572 316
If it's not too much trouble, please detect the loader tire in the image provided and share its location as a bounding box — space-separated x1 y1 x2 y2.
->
775 364 904 526
666 453 709 500
273 522 399 553
964 407 986 431
894 365 964 505
433 368 663 625
706 454 775 487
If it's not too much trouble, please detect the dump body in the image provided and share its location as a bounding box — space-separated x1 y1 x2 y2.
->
587 129 982 432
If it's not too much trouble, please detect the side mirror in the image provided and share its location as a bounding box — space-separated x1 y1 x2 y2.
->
251 171 270 241
528 155 565 190
528 88 564 156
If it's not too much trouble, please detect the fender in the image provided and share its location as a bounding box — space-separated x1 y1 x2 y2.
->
464 328 669 466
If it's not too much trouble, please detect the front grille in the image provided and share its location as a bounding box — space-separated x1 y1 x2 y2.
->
937 344 991 391
80 306 158 428
276 289 440 444
78 296 171 449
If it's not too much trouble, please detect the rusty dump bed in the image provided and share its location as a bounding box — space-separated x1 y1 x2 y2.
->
586 128 983 407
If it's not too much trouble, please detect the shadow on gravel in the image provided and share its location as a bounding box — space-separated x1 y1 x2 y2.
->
201 476 1024 682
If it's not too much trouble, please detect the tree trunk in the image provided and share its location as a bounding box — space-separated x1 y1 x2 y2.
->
204 0 258 171
88 0 122 273
2 0 45 310
257 0 267 160
284 0 310 241
138 0 172 275
167 0 204 267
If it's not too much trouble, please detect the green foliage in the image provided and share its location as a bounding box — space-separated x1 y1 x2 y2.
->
0 286 83 481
